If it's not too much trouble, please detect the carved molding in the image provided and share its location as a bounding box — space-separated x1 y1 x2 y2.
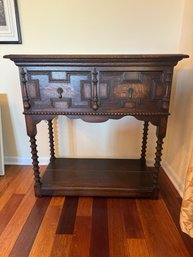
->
91 68 99 110
20 68 31 110
161 69 173 110
24 111 168 127
23 111 169 116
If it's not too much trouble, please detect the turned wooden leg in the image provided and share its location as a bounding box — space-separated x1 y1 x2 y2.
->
141 121 149 162
152 136 164 199
29 135 41 196
48 120 55 161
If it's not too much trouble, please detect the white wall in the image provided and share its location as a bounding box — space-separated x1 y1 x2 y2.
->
162 0 193 196
0 0 192 195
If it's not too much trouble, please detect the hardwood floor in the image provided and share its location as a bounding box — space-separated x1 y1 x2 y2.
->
0 165 192 257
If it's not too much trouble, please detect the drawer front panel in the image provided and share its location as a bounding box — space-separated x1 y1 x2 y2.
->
21 67 172 113
25 68 93 110
99 71 172 111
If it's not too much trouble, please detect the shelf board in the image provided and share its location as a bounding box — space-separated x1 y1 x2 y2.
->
39 158 155 197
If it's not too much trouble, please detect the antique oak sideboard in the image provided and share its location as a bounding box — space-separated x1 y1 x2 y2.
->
4 54 188 198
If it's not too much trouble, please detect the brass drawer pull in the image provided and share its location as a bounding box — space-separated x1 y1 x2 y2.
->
57 87 63 99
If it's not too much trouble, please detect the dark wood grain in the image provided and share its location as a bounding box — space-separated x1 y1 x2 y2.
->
4 54 188 198
9 197 51 257
141 121 149 161
89 198 109 257
56 197 78 234
121 199 144 238
48 119 55 161
107 198 128 257
29 135 41 194
4 54 189 65
40 158 154 197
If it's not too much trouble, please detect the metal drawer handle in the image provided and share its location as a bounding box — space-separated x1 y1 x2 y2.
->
128 88 134 99
57 87 63 99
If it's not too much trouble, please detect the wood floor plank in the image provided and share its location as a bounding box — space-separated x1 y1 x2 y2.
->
0 166 35 211
69 216 92 257
28 197 64 257
56 197 78 234
9 197 51 257
14 166 34 194
50 235 72 257
137 199 190 257
0 186 36 257
76 197 93 217
50 196 65 207
0 165 192 257
0 166 25 210
0 165 21 195
121 199 144 238
89 198 110 257
108 198 129 257
126 239 151 257
0 193 24 236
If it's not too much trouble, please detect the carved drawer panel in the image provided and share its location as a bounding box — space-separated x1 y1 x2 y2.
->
99 71 172 111
24 69 93 111
21 67 172 114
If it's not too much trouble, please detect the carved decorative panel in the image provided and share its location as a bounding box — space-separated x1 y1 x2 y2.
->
99 71 172 110
26 70 92 110
23 68 174 113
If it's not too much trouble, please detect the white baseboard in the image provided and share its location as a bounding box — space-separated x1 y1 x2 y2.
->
147 159 154 167
161 160 184 198
5 156 155 166
4 156 50 165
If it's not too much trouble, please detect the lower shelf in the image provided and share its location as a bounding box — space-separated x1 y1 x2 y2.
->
38 158 156 198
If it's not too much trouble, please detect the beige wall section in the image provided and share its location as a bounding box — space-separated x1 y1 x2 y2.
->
0 0 191 195
162 0 193 196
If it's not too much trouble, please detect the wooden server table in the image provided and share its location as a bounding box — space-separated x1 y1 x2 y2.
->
4 54 188 198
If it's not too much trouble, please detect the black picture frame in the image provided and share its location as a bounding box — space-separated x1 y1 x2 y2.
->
0 0 22 44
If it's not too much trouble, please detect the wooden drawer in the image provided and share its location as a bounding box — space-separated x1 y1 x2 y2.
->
23 67 172 114
99 70 172 112
24 67 93 111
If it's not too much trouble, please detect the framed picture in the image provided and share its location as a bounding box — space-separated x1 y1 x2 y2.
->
0 0 21 43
